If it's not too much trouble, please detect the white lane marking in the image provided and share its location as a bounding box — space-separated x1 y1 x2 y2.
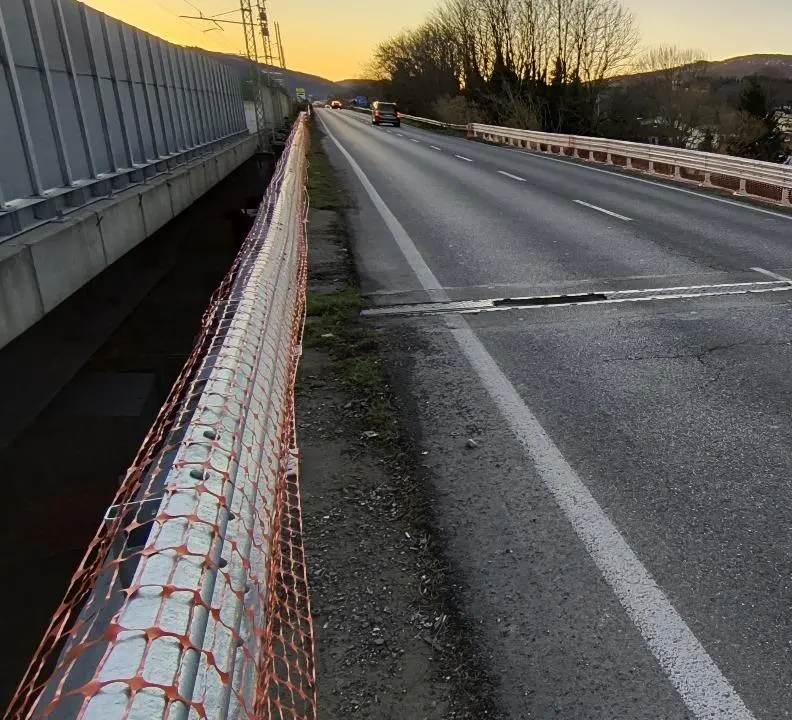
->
410 138 420 143
319 113 756 720
455 155 473 162
318 116 446 303
514 150 792 222
396 132 404 137
497 170 527 182
573 199 633 222
751 266 792 283
430 145 442 151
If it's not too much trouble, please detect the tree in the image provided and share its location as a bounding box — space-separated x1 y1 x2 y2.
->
369 21 462 115
371 0 638 132
630 45 710 147
727 75 784 161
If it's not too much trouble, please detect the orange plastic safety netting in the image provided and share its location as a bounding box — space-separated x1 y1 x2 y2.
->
4 114 316 720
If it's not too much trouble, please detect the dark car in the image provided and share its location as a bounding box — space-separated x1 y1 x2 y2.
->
371 101 400 127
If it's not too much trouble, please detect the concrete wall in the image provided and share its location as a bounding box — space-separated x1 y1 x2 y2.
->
0 134 258 351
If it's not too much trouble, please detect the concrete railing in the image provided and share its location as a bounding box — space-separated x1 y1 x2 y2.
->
6 114 315 720
468 123 792 207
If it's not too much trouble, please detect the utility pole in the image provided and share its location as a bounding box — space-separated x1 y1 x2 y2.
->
275 22 286 69
181 1 281 150
239 0 265 148
256 1 277 68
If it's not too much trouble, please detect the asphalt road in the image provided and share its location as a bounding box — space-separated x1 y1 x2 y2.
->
317 108 792 719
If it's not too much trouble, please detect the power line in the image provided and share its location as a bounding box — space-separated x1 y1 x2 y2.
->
151 0 244 55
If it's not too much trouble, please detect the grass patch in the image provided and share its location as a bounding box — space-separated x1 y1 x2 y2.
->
307 129 345 210
305 120 399 440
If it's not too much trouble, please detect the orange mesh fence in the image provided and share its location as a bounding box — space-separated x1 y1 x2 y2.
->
5 113 315 720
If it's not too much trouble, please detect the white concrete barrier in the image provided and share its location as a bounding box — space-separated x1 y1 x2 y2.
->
0 134 258 351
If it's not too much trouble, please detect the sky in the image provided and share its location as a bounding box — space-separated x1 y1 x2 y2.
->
81 0 791 81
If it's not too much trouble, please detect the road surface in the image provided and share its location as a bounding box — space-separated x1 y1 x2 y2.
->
317 107 792 719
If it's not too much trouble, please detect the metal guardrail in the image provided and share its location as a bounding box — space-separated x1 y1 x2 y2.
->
6 114 315 720
399 114 466 131
347 105 465 131
468 123 792 206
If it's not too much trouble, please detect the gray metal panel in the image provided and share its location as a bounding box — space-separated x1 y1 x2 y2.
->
59 0 90 73
132 28 159 160
163 44 186 150
3 0 37 68
187 52 207 144
176 46 197 147
207 56 222 138
53 0 96 179
0 0 248 239
216 62 230 136
217 64 229 136
23 0 73 186
151 38 175 155
0 7 37 202
215 61 231 137
201 54 218 139
78 3 114 173
100 12 134 168
120 24 148 162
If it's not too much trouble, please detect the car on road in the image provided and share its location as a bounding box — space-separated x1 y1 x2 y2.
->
330 100 343 109
371 101 400 127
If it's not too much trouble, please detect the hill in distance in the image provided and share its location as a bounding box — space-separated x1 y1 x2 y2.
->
198 49 343 99
703 54 792 78
196 51 792 103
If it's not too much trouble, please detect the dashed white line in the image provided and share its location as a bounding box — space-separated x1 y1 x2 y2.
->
497 170 527 182
573 199 633 222
318 112 756 720
395 132 404 137
514 150 792 222
410 138 420 143
455 155 473 162
751 266 792 283
430 145 442 151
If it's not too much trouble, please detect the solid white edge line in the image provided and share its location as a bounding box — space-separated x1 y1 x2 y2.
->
573 199 633 222
514 150 792 222
750 266 792 283
497 170 527 182
317 114 448 303
317 111 755 720
455 155 474 162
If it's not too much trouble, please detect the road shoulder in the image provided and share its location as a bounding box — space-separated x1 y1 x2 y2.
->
297 119 493 719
